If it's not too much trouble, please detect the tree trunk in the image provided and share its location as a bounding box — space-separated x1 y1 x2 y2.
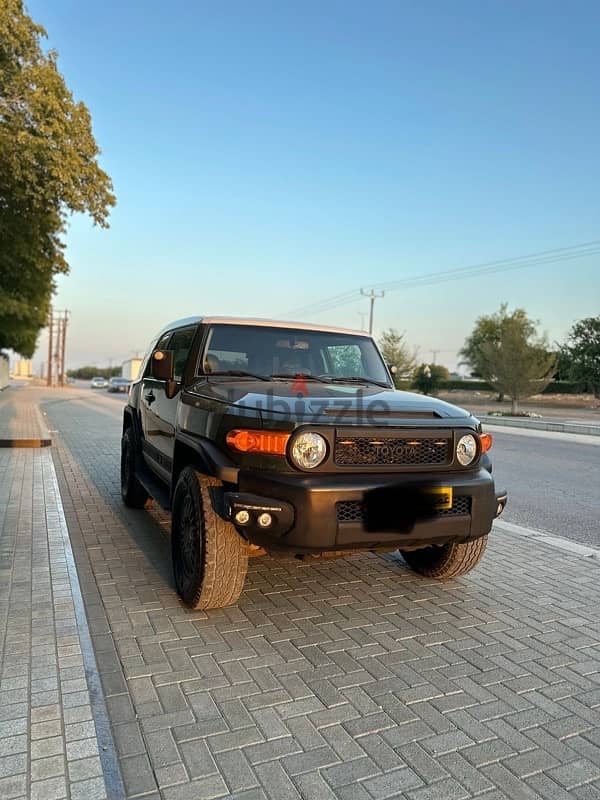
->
496 392 504 402
511 397 518 414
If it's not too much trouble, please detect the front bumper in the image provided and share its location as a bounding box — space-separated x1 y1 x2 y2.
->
224 467 506 553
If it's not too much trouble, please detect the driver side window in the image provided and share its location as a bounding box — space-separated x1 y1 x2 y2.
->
169 326 197 382
144 332 172 378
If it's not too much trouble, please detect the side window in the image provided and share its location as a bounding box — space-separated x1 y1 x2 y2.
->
143 333 171 378
169 326 197 381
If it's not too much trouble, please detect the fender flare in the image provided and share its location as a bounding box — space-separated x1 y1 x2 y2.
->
173 432 239 486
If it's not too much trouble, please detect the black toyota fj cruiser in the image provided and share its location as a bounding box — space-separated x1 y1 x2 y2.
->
121 317 507 609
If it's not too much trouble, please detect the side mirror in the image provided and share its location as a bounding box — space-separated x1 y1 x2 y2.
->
152 351 179 398
152 350 174 381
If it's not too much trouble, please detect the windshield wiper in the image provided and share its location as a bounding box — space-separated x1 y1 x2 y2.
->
328 376 390 389
205 370 270 381
270 373 332 384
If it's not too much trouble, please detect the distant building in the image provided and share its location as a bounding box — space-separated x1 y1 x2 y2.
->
13 359 33 378
121 358 143 380
0 352 9 390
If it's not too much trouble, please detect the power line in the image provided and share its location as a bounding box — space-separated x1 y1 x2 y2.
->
369 240 600 292
280 239 600 319
284 242 600 318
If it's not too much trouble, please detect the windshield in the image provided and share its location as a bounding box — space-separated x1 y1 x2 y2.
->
200 324 392 386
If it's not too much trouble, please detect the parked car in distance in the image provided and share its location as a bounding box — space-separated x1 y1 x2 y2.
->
121 316 507 610
108 377 131 393
90 376 108 389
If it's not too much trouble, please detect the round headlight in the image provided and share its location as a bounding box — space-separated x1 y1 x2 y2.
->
290 432 327 469
456 434 477 466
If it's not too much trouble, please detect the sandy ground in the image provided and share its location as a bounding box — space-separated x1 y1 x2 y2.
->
438 390 600 421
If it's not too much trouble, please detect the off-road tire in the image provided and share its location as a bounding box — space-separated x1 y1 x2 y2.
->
400 535 488 580
121 428 149 508
171 467 248 609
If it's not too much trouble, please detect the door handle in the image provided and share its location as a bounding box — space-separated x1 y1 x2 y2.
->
144 391 156 404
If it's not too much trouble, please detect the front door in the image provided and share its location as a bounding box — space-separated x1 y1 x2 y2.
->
140 326 197 482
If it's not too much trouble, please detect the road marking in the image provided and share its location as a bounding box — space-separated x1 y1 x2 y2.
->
494 518 600 560
483 424 600 446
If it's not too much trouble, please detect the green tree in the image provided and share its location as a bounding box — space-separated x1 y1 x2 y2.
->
459 305 537 374
378 329 417 386
478 312 556 414
561 316 600 397
460 304 538 401
550 347 573 382
411 363 449 395
0 0 115 356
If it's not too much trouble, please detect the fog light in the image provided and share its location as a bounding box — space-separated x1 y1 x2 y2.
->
257 512 272 528
235 509 250 525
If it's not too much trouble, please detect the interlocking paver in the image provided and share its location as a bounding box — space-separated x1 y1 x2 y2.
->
70 776 108 800
214 748 259 793
3 386 596 800
366 767 426 798
0 773 27 800
30 755 65 782
0 427 112 799
254 760 301 800
119 754 157 796
406 777 469 800
546 758 600 790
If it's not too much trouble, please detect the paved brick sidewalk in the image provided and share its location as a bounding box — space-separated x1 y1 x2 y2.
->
42 393 600 800
0 384 51 446
0 448 114 800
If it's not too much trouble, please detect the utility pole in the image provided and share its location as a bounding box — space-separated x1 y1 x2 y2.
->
360 288 385 335
59 310 69 386
47 308 53 386
46 308 69 387
430 348 451 365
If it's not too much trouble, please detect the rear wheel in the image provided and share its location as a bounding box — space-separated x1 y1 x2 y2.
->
121 427 148 508
400 535 488 579
171 467 248 609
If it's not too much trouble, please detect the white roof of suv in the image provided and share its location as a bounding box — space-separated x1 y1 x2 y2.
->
155 316 368 339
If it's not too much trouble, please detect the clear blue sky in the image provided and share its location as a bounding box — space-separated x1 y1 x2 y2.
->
28 0 600 372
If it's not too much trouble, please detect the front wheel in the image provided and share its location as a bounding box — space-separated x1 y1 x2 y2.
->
400 535 488 580
171 468 248 609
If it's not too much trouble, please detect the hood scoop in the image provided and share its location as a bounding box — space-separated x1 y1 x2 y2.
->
323 408 441 418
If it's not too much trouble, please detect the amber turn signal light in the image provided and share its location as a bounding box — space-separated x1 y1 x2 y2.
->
480 432 493 453
226 429 290 456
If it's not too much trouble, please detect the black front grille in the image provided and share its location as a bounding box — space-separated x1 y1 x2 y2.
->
336 500 365 523
437 495 471 516
336 496 471 523
334 435 451 467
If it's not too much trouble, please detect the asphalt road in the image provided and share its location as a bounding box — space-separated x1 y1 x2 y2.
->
53 387 600 548
490 429 600 546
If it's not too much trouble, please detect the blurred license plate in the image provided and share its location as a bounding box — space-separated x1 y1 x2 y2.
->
423 486 453 510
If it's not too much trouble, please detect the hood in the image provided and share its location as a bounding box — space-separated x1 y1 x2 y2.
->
187 380 472 424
